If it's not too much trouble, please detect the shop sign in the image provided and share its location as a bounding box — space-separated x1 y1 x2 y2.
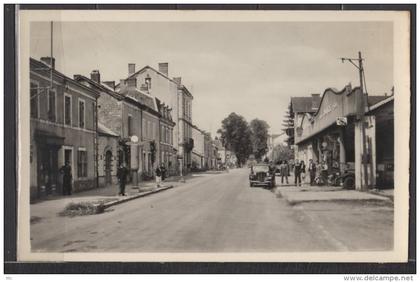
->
318 102 338 120
336 117 347 126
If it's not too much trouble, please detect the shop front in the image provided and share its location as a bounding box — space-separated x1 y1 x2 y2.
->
295 85 379 190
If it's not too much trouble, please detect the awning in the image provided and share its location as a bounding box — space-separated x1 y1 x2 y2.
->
34 130 65 146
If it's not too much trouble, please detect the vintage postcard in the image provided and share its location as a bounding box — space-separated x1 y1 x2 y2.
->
17 9 411 262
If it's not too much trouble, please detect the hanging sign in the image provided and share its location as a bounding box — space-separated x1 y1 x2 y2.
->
336 117 348 126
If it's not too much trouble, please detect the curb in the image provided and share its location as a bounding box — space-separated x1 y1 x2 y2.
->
101 185 174 210
276 189 392 206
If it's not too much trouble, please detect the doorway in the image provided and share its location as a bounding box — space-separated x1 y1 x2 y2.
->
105 150 113 185
37 145 59 197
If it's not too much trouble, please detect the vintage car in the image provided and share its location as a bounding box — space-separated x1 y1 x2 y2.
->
249 164 276 188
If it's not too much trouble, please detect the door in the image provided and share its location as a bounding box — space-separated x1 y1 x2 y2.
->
105 150 113 185
63 148 73 194
38 145 59 197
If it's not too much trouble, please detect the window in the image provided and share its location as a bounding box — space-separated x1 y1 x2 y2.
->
48 89 56 122
77 149 88 178
78 99 85 128
30 82 39 118
145 75 152 90
128 115 133 136
64 94 72 126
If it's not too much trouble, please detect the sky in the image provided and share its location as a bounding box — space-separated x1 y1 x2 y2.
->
30 21 393 137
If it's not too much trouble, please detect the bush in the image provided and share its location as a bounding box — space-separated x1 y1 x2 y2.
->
58 200 112 217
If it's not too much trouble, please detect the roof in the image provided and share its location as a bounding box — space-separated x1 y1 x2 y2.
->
115 65 194 99
73 74 123 100
367 95 388 106
290 96 321 113
30 57 99 99
120 87 156 110
368 95 394 112
98 123 119 137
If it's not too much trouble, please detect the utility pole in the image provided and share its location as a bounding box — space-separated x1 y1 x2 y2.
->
340 51 369 190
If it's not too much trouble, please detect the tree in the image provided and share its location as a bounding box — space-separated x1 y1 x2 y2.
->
272 144 294 164
282 102 295 146
217 112 253 166
249 118 270 161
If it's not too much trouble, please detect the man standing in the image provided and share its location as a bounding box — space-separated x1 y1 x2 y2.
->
308 159 317 186
280 160 289 185
294 160 302 187
59 161 73 195
117 162 128 196
160 164 167 182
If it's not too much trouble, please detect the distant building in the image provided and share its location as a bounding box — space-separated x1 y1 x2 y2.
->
30 57 99 200
156 98 177 176
191 125 205 170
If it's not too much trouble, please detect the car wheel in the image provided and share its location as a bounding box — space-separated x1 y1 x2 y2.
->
250 182 253 187
343 176 355 189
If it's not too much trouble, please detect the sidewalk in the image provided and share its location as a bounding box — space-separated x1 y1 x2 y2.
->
30 178 177 223
275 184 392 205
30 170 224 222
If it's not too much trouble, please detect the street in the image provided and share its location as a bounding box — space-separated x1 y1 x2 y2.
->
31 168 393 252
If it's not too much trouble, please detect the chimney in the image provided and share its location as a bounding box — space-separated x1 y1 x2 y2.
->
103 81 115 90
90 70 100 83
128 63 136 76
40 57 55 69
158 63 169 76
311 93 320 110
173 77 182 85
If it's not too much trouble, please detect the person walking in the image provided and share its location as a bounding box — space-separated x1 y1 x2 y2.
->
294 160 302 186
59 161 73 195
300 160 306 183
155 166 162 188
280 160 289 185
117 162 129 196
308 159 317 186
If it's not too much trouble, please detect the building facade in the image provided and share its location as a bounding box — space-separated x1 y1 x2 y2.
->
191 125 205 170
156 98 177 176
115 63 193 174
30 57 99 200
293 84 393 190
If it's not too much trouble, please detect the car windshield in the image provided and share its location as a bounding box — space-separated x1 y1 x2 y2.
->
252 165 269 173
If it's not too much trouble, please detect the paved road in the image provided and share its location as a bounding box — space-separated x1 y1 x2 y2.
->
31 168 392 252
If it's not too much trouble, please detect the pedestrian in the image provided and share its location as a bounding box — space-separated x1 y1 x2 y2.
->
308 159 317 186
117 162 128 196
155 166 162 188
160 164 166 181
59 161 73 195
294 160 302 186
280 160 289 185
300 160 306 183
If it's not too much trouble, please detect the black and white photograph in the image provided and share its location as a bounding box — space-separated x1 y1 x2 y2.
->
15 8 411 263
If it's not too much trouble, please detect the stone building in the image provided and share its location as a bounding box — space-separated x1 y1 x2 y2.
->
30 57 99 200
191 125 205 170
115 63 193 174
156 98 177 176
